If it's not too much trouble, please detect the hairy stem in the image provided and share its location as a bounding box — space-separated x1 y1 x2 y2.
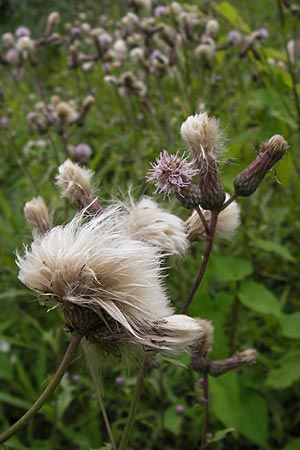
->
181 212 219 314
0 332 82 444
118 356 151 450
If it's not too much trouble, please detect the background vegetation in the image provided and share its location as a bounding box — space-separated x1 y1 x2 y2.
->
0 0 299 449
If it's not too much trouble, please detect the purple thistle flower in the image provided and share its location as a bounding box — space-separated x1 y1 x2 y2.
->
146 150 198 197
227 30 242 45
255 28 269 39
15 26 31 39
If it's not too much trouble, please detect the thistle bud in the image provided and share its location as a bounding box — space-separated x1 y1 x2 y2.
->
234 135 288 197
24 196 52 235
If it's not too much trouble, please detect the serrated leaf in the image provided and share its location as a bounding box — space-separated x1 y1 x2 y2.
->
266 351 300 389
213 256 253 282
238 281 281 317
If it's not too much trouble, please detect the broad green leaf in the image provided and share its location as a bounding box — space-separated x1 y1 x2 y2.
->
238 281 281 317
214 2 251 33
278 312 300 339
250 237 295 262
210 372 241 429
163 406 184 434
213 256 253 282
266 351 300 389
239 389 268 447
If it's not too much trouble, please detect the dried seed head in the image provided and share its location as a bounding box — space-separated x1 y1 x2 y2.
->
118 196 189 256
56 159 102 214
234 135 289 197
144 315 213 354
180 112 224 160
24 196 52 235
205 19 219 36
185 194 240 241
17 208 174 338
180 113 226 210
55 101 78 125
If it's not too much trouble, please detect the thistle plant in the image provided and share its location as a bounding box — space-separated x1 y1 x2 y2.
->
0 3 297 449
0 108 288 449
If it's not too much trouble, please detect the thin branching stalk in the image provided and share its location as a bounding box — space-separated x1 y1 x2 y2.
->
0 332 82 444
200 370 209 450
181 212 219 314
118 356 151 450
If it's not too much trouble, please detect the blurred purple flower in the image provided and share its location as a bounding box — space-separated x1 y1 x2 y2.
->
146 150 198 196
255 28 269 39
175 405 185 415
115 376 125 386
15 26 31 38
72 143 92 163
227 30 242 45
154 6 168 17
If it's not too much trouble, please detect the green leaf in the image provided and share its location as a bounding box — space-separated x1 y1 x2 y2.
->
249 237 295 262
214 2 251 33
238 281 281 317
266 351 300 389
281 438 300 450
163 406 183 435
278 312 300 339
0 392 31 410
208 428 235 444
0 353 13 381
210 372 241 430
238 389 268 447
213 256 253 282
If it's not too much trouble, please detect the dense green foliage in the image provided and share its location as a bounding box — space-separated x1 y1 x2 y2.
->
0 1 299 449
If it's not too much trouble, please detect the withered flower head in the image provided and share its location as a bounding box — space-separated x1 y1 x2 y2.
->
180 113 226 211
17 207 213 354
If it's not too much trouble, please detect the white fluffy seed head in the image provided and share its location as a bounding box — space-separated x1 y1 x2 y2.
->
24 196 52 235
17 207 174 337
144 315 214 354
180 112 225 160
118 196 189 256
55 101 78 124
185 195 240 241
55 159 94 204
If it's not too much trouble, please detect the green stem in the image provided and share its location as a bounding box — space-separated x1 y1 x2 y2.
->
118 356 151 450
0 332 82 444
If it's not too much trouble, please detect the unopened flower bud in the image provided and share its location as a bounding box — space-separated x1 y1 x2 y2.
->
24 196 52 235
234 135 288 197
